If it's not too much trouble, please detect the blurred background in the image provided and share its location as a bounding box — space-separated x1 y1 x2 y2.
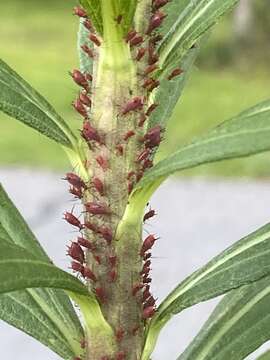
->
0 0 270 176
1 1 270 360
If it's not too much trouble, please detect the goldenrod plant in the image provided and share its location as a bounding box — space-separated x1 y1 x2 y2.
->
1 1 270 360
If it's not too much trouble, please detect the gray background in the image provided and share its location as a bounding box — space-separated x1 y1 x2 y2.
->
1 168 270 359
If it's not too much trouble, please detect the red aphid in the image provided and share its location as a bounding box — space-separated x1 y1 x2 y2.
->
143 78 155 89
148 43 159 65
142 159 153 171
73 6 87 18
116 144 124 156
150 34 163 45
143 260 151 269
74 357 82 360
94 255 102 265
85 202 111 215
168 67 183 80
125 29 137 43
116 328 124 342
81 44 95 59
77 237 95 250
82 266 97 282
138 113 147 127
83 19 94 31
108 255 117 267
84 221 99 233
96 155 109 171
153 0 170 10
143 296 156 309
143 209 156 222
144 64 158 75
73 99 88 118
140 266 151 276
79 92 92 107
132 325 140 336
146 11 167 35
142 287 151 302
128 181 134 194
143 276 152 284
71 69 89 90
109 269 117 282
95 287 106 303
148 80 160 92
132 283 144 296
99 226 113 244
71 261 84 273
93 177 105 196
127 171 136 180
136 47 146 61
136 171 144 182
144 125 162 147
85 73 93 82
69 187 83 199
140 234 157 255
143 252 152 261
122 97 144 115
116 351 126 360
130 35 144 47
89 33 101 47
146 103 158 116
81 121 102 144
64 212 83 230
64 172 86 189
137 148 151 163
67 242 85 263
123 130 135 141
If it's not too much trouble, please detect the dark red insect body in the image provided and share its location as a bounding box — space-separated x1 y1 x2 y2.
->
74 357 82 360
92 177 105 196
83 19 94 31
116 144 124 156
143 275 152 284
108 255 117 267
122 97 144 115
128 181 134 194
138 113 147 127
123 130 135 141
140 234 157 256
150 34 163 46
73 99 88 118
89 33 101 47
95 287 106 303
140 267 151 276
82 266 97 282
73 6 87 18
143 78 155 89
130 35 144 47
142 159 154 171
116 351 126 360
116 328 125 342
85 202 111 215
132 283 144 296
148 43 159 65
64 212 83 230
144 64 158 75
94 255 102 265
143 260 151 269
142 287 151 302
84 221 99 233
67 242 85 264
81 121 102 144
77 237 95 250
71 261 84 274
99 226 113 244
125 29 137 43
146 11 167 35
143 252 152 261
96 155 109 171
109 269 117 282
168 67 184 80
144 125 162 147
143 209 156 222
71 69 89 90
69 187 83 199
81 44 95 59
146 103 158 116
85 73 93 82
79 92 92 107
127 171 136 180
147 80 160 92
142 305 155 319
64 173 86 190
136 171 144 182
153 0 170 10
136 47 146 61
137 148 151 163
143 295 156 308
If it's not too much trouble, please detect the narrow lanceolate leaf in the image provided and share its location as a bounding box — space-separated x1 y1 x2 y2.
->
178 276 270 360
139 99 270 188
0 184 84 359
158 0 239 68
118 0 137 35
0 59 76 148
79 0 103 34
142 222 270 360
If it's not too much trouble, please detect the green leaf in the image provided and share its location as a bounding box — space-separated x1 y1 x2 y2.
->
118 0 137 35
139 99 270 188
0 59 76 148
79 0 103 34
159 0 239 68
78 19 94 74
257 350 270 360
0 184 84 359
142 222 270 360
178 276 270 360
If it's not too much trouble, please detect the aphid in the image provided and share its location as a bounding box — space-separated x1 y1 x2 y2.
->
143 260 151 269
115 14 123 24
80 338 86 349
116 351 126 360
143 209 156 222
71 69 89 90
136 171 144 182
137 148 151 163
108 255 117 267
138 113 147 127
67 242 85 263
94 255 102 265
153 0 170 10
71 261 84 273
140 267 151 276
92 177 105 196
85 73 93 82
142 287 151 302
143 295 156 308
132 325 140 336
142 159 154 171
69 187 83 199
122 97 144 115
143 276 152 284
146 11 167 35
123 130 135 141
148 43 159 65
127 171 136 180
83 19 94 31
147 80 160 92
108 269 117 282
144 64 158 76
81 121 102 144
79 92 92 107
136 47 146 61
89 33 101 46
81 44 95 59
77 237 95 250
84 221 99 233
73 6 87 18
96 155 109 171
95 287 106 303
85 202 111 215
168 67 183 80
150 34 163 46
64 172 86 189
74 357 82 360
73 99 88 118
116 328 124 342
143 78 155 89
146 103 158 116
64 212 83 230
115 144 124 156
125 29 137 43
143 125 162 147
128 181 134 194
130 35 144 47
132 283 144 296
99 226 113 244
140 234 157 255
143 252 152 261
82 266 97 282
